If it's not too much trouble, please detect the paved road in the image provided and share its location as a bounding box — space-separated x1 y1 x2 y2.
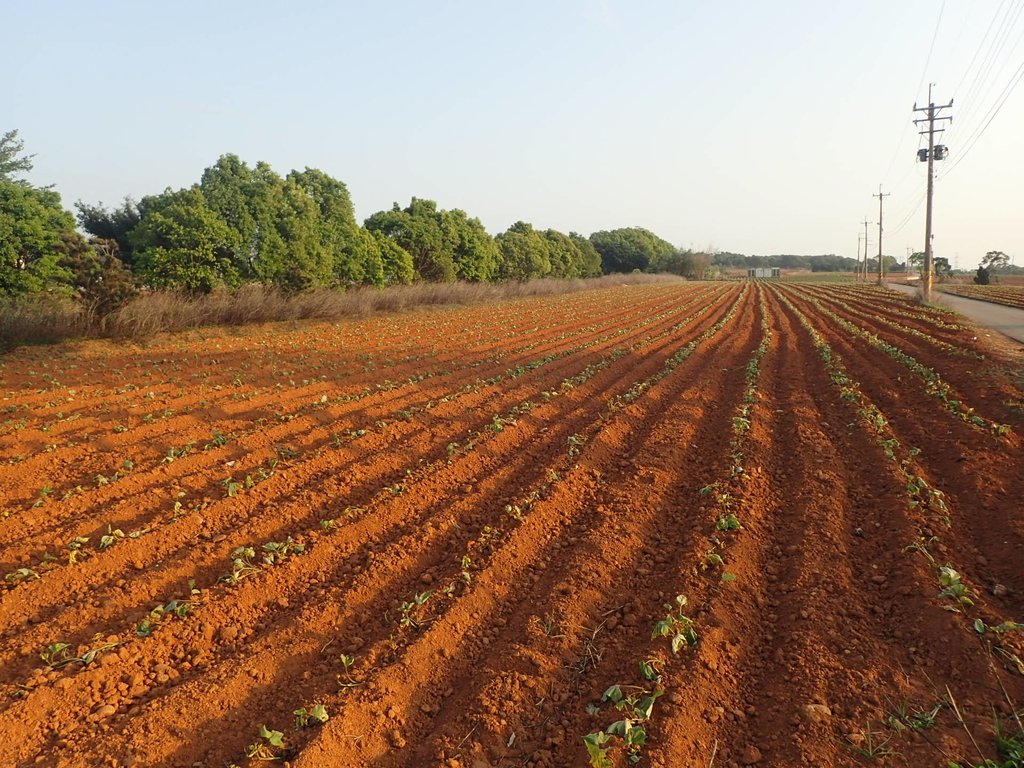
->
885 282 1024 345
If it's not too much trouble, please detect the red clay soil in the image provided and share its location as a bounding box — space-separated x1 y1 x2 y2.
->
0 282 1022 768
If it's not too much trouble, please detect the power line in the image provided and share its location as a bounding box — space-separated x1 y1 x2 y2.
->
883 0 948 184
949 0 1024 139
952 0 1009 98
940 56 1024 176
888 187 927 237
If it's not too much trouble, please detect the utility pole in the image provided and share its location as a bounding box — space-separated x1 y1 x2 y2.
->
913 84 952 301
862 217 872 281
874 185 890 284
906 246 913 278
858 233 864 280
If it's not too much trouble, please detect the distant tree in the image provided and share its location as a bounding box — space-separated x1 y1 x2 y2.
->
981 250 1010 272
58 235 138 315
131 186 240 292
75 199 141 267
198 156 336 289
271 177 333 291
934 257 952 279
975 266 990 285
542 229 590 278
0 180 75 296
440 208 499 282
0 129 34 182
568 233 603 277
495 222 551 281
370 229 414 285
590 227 675 273
288 167 373 284
365 199 456 282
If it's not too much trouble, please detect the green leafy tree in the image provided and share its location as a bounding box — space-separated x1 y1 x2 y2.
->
365 199 456 282
199 156 335 289
542 229 583 278
568 233 603 277
198 154 258 276
495 222 551 281
590 227 675 273
131 186 240 292
272 177 333 290
440 208 499 282
981 250 1010 272
657 249 704 278
0 180 75 296
370 229 414 285
288 168 376 284
0 129 34 182
75 199 141 267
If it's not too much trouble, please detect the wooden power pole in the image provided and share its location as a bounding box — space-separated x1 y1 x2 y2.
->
858 233 864 279
874 185 890 284
862 217 871 281
913 86 952 301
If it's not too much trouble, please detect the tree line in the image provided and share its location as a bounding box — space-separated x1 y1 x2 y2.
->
4 128 938 317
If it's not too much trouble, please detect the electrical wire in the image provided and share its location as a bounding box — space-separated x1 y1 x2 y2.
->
948 0 1024 141
940 55 1024 176
883 0 947 184
950 0 1015 120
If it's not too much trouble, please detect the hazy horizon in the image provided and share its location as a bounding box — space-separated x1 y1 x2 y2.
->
6 0 1022 268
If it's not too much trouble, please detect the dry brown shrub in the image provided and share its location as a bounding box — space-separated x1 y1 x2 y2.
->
1 273 682 348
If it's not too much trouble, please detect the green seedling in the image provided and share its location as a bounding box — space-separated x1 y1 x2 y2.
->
651 594 698 653
66 536 90 564
245 725 287 760
206 430 229 449
4 567 40 585
938 565 974 608
584 684 664 766
220 546 262 585
638 659 662 683
293 703 329 728
163 441 194 463
136 598 195 637
319 518 337 530
40 642 71 667
885 700 942 733
275 445 300 461
222 477 242 497
261 537 304 565
397 590 433 629
99 526 125 550
715 513 742 531
337 653 362 688
843 722 896 758
567 434 586 459
974 618 1024 635
41 638 121 669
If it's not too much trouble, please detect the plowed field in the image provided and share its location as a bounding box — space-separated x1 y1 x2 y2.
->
939 284 1024 310
1 282 1022 768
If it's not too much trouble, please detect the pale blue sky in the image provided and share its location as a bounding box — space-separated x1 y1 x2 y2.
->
5 1 1023 267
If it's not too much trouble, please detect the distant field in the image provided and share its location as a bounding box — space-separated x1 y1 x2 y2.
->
779 271 857 282
0 283 1021 767
939 283 1024 309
